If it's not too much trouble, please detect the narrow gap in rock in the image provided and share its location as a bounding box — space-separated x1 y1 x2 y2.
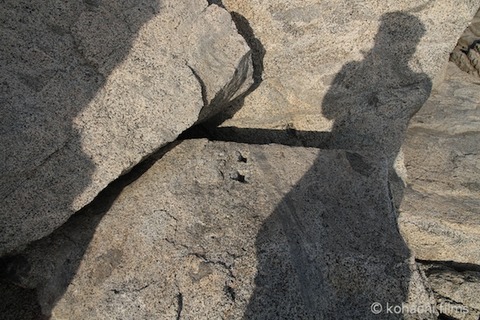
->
417 259 480 274
176 292 183 320
438 313 459 320
186 64 209 108
178 123 214 141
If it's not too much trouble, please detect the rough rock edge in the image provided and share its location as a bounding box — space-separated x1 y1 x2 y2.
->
451 8 480 76
417 260 480 320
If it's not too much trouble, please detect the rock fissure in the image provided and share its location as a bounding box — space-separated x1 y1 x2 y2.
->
188 252 235 278
176 291 184 320
417 259 480 275
186 64 209 108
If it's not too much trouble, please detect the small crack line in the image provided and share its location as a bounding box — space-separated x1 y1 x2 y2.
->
186 63 208 107
172 274 183 320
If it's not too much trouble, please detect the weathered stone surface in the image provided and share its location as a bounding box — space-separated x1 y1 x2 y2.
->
7 139 435 319
419 262 480 320
451 8 480 76
398 63 480 319
0 1 253 255
0 282 42 320
399 63 480 265
1 1 479 319
218 0 479 131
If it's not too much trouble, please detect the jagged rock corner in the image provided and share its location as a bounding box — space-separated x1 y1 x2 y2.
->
1 0 480 319
451 8 480 77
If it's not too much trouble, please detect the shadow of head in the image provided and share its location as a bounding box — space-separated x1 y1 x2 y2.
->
324 11 428 97
373 12 427 62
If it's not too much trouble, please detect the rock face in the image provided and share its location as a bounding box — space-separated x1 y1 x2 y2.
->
218 0 479 131
398 63 480 319
419 262 480 320
399 63 480 265
1 1 480 319
0 0 253 255
10 139 434 319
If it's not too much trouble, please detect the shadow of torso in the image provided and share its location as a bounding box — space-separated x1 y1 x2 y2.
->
245 12 432 319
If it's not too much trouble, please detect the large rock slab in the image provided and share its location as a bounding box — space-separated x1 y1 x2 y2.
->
398 63 480 319
219 0 479 132
0 0 253 255
399 63 480 265
8 139 436 319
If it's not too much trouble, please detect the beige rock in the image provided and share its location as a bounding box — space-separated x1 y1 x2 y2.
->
1 1 479 318
0 0 253 255
398 63 480 319
219 0 480 131
419 262 480 320
399 63 480 265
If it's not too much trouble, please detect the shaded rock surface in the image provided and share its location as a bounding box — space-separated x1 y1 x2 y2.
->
0 0 253 255
9 139 435 319
398 63 480 319
399 63 480 265
0 282 43 320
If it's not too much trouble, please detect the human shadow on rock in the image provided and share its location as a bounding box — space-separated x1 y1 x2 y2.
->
244 12 432 319
0 1 160 318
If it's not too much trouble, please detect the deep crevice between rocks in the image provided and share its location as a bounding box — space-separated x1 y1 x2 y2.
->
176 292 183 320
417 259 480 275
0 140 182 318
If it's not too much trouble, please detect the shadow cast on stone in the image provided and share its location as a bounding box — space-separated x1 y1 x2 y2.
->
0 2 267 318
0 6 434 319
180 126 332 150
0 1 161 318
0 141 179 318
241 12 432 318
